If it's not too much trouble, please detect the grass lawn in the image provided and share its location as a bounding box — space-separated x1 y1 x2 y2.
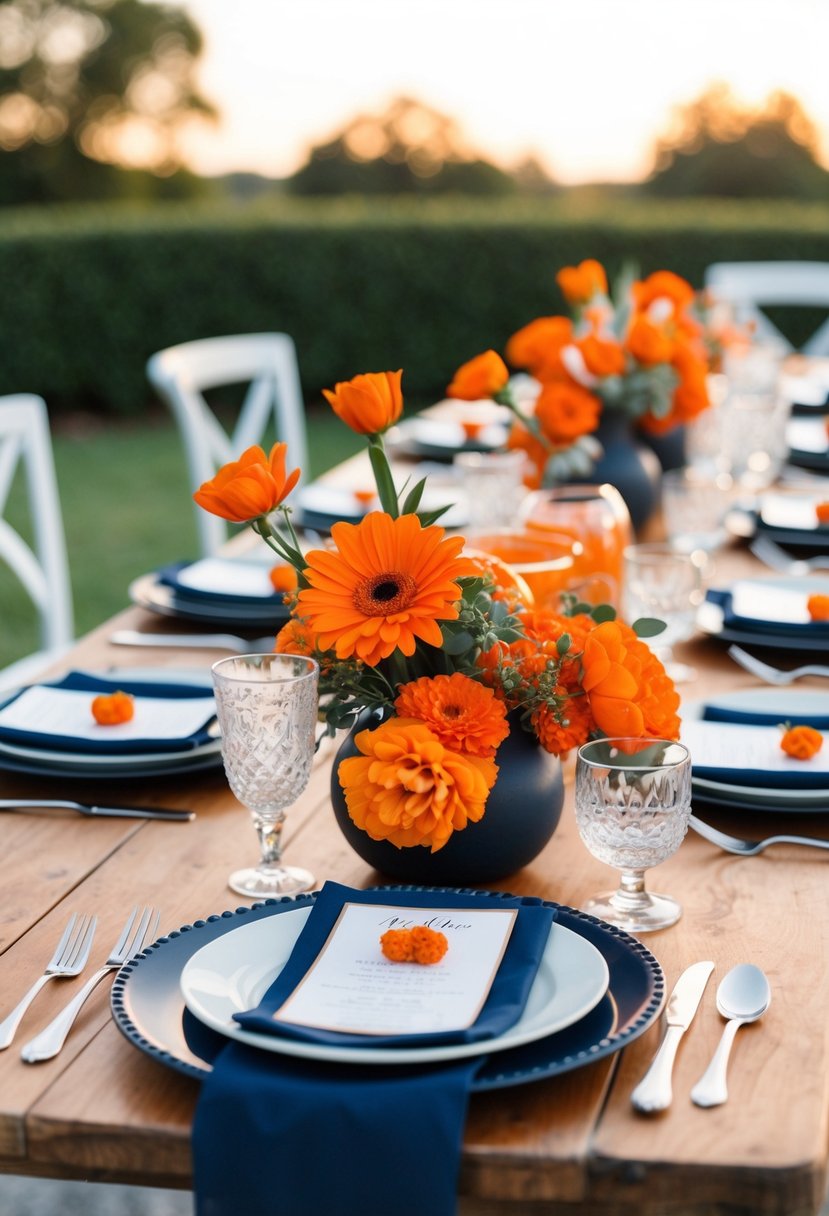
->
0 406 364 670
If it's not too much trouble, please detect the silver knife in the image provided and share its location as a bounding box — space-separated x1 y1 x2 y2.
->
0 799 194 822
630 960 714 1113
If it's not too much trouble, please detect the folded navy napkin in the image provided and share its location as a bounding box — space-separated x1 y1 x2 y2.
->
702 704 829 729
192 884 555 1216
157 560 285 606
705 588 829 636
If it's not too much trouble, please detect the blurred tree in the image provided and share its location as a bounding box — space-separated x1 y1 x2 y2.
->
0 0 215 205
288 95 521 196
645 83 829 199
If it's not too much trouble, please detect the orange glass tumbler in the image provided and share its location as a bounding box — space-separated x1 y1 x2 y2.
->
464 529 578 610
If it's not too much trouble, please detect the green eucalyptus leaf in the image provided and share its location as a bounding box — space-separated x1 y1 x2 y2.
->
442 629 475 655
632 617 667 638
556 633 571 655
591 604 617 624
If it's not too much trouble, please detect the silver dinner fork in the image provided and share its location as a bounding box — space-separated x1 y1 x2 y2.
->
750 535 829 576
728 644 829 685
20 906 160 1063
0 914 97 1050
689 814 829 857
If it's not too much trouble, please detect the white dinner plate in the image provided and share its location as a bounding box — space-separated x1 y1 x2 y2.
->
697 574 829 651
180 907 610 1066
129 572 290 627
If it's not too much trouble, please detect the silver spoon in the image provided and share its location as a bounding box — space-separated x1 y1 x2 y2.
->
690 964 771 1108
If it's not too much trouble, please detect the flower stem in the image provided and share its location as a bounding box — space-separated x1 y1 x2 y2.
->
367 434 399 518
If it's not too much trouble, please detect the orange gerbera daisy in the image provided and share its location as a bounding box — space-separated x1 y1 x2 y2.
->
193 443 300 523
338 717 497 852
446 350 509 401
296 512 469 666
581 619 680 739
395 673 509 758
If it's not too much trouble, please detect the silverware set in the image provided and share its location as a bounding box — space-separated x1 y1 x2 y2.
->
632 962 771 1113
728 644 829 684
0 906 159 1061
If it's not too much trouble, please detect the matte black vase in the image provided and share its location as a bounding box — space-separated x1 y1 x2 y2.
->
330 710 564 886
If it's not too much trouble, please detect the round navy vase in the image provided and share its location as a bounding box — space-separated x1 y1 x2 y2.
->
330 710 564 886
638 423 687 472
579 412 659 532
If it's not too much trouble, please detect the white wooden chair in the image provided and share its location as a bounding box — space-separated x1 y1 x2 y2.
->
0 395 73 693
147 333 308 556
705 262 829 356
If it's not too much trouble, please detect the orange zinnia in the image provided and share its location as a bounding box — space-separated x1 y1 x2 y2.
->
447 350 509 401
395 673 509 758
780 725 823 760
535 381 602 445
505 316 573 379
338 717 497 852
323 370 403 435
296 512 468 666
581 620 680 739
556 260 607 305
193 443 300 523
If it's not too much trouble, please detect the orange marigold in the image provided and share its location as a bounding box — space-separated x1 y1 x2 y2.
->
323 370 403 435
446 350 509 401
816 501 829 525
91 691 135 726
780 725 823 760
380 926 448 964
338 717 497 852
535 381 602 446
296 513 468 667
505 316 573 379
193 443 300 523
581 620 680 740
395 673 509 758
556 260 607 305
807 594 829 622
380 929 414 962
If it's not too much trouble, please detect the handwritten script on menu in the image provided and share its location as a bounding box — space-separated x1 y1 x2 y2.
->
273 903 518 1036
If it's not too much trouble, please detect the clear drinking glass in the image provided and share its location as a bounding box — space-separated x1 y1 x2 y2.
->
453 449 527 531
212 653 319 898
623 543 704 683
661 468 732 556
575 737 692 932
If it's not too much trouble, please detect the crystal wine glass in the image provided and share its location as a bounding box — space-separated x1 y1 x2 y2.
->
575 737 692 932
211 653 319 898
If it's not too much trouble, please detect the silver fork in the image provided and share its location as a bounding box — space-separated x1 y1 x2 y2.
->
728 644 829 684
690 814 829 857
20 906 160 1063
750 535 829 576
0 914 97 1050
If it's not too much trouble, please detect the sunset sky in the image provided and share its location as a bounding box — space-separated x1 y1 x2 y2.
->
179 0 829 184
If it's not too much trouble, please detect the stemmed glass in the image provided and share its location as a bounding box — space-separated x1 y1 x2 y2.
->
574 737 692 932
623 543 705 683
211 653 319 898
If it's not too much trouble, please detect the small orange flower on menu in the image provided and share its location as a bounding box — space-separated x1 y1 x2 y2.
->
807 594 829 622
780 725 823 760
323 370 403 436
193 443 300 523
91 691 135 726
380 926 449 964
816 501 829 526
556 259 607 305
446 350 509 401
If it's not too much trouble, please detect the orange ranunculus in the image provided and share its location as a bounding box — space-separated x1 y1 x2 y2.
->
505 316 574 379
269 564 298 593
296 512 469 666
395 672 509 758
446 350 509 401
193 443 301 523
807 594 829 621
535 381 602 446
631 271 695 315
323 370 403 435
91 690 135 726
556 260 607 305
780 725 823 760
625 315 675 367
816 501 829 525
532 693 594 756
338 717 498 852
576 333 626 378
581 620 680 739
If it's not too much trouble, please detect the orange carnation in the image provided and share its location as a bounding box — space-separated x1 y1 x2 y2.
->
447 350 509 401
338 717 497 852
625 315 675 367
323 370 403 435
193 443 300 523
269 564 298 593
807 594 829 622
576 333 626 378
395 673 509 758
780 725 823 760
91 690 135 726
535 381 602 445
816 501 829 525
296 512 468 666
581 620 680 739
505 316 573 379
556 260 607 305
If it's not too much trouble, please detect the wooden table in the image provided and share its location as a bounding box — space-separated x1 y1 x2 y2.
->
1 535 828 1214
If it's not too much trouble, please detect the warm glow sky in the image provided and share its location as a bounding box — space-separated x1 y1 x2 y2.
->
179 0 829 184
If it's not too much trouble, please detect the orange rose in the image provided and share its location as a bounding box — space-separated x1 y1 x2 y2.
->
193 443 300 523
505 316 574 379
625 315 675 367
556 260 607 305
535 381 602 445
581 620 680 739
91 691 135 726
807 594 829 621
323 370 403 435
447 350 509 401
576 333 626 378
631 271 695 315
780 725 823 760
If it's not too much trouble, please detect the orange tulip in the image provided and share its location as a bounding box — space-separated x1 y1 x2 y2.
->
556 260 607 305
323 370 403 435
193 443 300 523
447 350 509 401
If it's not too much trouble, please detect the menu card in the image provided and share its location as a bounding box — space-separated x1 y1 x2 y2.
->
730 580 815 625
760 493 825 532
273 902 517 1037
0 685 216 743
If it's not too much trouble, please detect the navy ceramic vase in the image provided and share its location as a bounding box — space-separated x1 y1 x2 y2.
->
582 412 659 532
638 423 687 472
330 710 564 886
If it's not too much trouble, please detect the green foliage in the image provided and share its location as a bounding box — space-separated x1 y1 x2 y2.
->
1 196 829 415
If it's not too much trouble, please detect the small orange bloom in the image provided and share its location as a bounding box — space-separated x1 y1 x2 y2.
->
447 350 509 401
581 620 680 739
323 370 403 435
395 673 509 758
816 501 829 525
380 929 413 962
532 694 593 756
269 564 298 594
193 443 300 523
780 725 823 760
338 717 498 852
461 420 485 441
535 381 602 445
625 315 675 367
505 316 573 379
576 333 626 377
631 271 695 315
91 691 135 726
274 619 314 656
807 594 829 621
556 260 607 305
380 926 449 964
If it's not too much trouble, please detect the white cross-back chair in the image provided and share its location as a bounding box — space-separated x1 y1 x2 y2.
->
0 395 73 693
705 262 829 356
147 333 308 557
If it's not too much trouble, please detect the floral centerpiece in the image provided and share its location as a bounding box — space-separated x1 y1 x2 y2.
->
194 370 680 883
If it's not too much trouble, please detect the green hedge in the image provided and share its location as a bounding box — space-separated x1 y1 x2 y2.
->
2 196 829 415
